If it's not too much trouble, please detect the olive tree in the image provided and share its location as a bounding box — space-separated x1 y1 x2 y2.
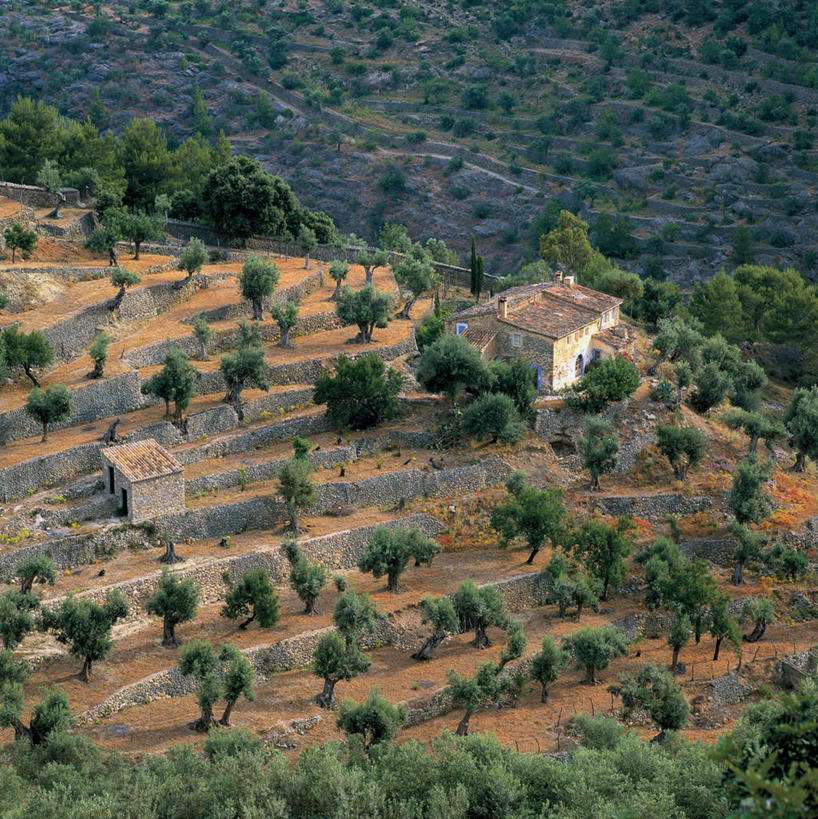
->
279 454 315 532
283 538 327 614
0 649 73 744
462 392 524 445
337 689 406 750
358 526 440 592
490 471 566 564
3 223 37 262
579 417 619 490
394 255 438 319
240 256 280 320
221 568 280 630
531 636 568 701
220 329 271 420
452 580 510 649
611 664 689 743
784 386 818 471
336 285 392 343
179 237 209 280
656 425 706 481
40 590 128 681
563 626 629 684
569 517 634 601
110 266 140 309
145 569 200 647
329 259 349 300
416 334 490 403
271 299 298 347
742 598 775 643
25 384 71 442
15 554 55 594
178 640 256 730
723 409 786 457
412 596 459 661
0 591 38 649
88 332 110 379
3 326 53 386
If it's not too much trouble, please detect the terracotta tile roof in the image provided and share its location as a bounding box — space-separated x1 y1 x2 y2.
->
594 324 633 350
451 283 549 319
501 299 597 338
547 281 621 314
102 439 183 483
462 326 496 352
451 281 621 336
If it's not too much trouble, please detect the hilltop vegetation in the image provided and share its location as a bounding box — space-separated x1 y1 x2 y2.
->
2 0 818 278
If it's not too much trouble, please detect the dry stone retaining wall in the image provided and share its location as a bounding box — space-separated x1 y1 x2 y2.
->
0 524 155 582
592 493 713 519
124 310 340 368
0 181 80 208
0 421 181 502
535 402 657 472
0 372 146 445
52 514 446 619
80 567 542 724
155 457 510 543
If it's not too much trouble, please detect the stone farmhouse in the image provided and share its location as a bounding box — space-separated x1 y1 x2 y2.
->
100 440 185 524
446 274 634 392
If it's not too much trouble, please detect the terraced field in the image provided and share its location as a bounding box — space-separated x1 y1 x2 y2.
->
0 234 816 762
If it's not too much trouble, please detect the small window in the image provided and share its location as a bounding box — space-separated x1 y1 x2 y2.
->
455 322 468 335
510 332 523 348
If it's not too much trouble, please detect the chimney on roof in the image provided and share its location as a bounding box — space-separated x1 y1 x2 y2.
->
498 296 508 319
554 271 563 283
564 275 575 287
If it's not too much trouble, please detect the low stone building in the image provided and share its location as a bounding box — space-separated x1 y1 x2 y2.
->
100 439 185 524
446 274 634 392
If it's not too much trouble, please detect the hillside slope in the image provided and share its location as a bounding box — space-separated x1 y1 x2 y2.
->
2 0 817 279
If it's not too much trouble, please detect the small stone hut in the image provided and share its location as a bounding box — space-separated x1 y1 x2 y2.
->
100 440 185 524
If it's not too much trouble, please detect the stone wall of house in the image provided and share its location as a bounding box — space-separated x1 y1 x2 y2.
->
551 317 604 390
496 324 556 391
129 472 186 525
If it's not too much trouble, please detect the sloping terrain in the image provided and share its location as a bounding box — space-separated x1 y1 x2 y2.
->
2 1 817 280
0 238 815 759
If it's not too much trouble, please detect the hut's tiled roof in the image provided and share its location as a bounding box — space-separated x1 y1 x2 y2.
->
102 439 183 483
